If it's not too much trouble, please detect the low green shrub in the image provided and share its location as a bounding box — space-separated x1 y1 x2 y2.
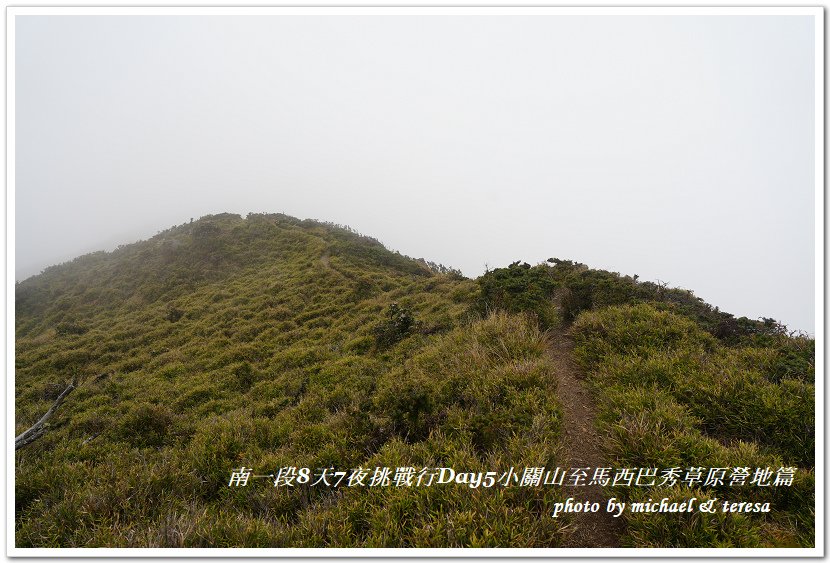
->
373 303 418 349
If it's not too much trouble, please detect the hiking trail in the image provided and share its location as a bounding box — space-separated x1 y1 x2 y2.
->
547 328 623 548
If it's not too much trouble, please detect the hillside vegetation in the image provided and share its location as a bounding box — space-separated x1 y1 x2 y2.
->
14 213 814 548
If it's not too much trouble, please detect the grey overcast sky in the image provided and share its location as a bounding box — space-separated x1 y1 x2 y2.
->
14 13 817 333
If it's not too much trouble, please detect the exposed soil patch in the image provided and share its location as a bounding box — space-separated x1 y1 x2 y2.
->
548 328 623 548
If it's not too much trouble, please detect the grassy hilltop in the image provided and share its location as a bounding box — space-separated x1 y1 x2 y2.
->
14 213 814 548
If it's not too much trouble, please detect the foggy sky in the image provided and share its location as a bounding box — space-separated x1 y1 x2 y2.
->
14 13 817 333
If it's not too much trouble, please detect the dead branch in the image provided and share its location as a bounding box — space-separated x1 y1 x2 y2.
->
81 432 100 446
15 382 75 450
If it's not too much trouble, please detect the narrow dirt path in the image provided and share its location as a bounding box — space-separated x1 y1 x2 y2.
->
548 328 623 548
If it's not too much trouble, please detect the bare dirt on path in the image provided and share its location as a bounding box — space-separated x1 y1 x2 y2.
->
547 328 624 548
319 252 331 269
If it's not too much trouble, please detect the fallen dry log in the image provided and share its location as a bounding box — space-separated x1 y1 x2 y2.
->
15 382 75 450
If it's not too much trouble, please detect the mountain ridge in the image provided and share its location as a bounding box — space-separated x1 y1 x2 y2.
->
14 211 814 548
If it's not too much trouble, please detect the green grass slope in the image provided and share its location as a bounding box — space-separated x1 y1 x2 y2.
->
14 215 814 548
14 213 568 547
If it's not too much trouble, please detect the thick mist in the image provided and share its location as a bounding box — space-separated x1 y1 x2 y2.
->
14 13 817 333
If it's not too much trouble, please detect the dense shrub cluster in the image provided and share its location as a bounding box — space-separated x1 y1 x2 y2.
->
478 259 798 344
477 261 559 328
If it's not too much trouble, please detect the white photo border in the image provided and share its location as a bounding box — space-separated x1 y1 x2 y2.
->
5 5 824 559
